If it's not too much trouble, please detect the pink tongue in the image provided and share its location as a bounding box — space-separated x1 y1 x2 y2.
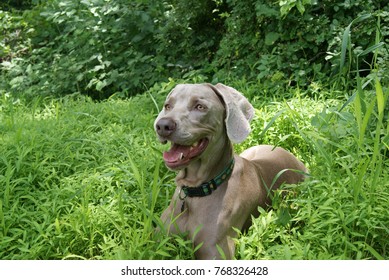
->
163 144 191 163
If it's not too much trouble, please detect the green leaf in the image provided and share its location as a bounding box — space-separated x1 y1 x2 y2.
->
193 242 204 253
364 244 384 260
216 244 227 260
156 250 171 258
96 80 107 91
258 109 286 138
339 13 372 74
265 32 280 46
339 24 351 73
296 0 305 14
375 77 385 118
358 42 385 57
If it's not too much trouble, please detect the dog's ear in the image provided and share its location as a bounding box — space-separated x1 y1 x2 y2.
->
207 83 254 143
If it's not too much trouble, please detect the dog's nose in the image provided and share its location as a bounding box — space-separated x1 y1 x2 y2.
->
156 117 176 137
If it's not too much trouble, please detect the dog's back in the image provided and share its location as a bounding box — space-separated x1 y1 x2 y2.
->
240 144 306 191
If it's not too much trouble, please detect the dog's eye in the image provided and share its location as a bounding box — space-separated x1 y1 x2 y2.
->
164 104 171 111
195 104 206 111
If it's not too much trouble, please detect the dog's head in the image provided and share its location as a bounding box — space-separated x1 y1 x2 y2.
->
154 83 254 169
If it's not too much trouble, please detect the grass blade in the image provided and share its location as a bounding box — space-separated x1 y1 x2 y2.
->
338 13 372 80
358 42 385 57
375 77 385 118
339 24 351 74
258 109 286 138
364 244 384 260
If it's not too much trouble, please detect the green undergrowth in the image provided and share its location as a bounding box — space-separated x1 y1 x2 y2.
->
0 91 192 259
0 78 388 259
236 81 389 260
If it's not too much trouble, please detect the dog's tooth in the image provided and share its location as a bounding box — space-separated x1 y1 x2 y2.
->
179 153 184 160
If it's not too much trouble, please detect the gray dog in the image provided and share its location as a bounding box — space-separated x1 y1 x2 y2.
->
154 83 306 259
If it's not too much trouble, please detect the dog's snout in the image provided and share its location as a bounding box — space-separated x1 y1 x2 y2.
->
156 117 176 137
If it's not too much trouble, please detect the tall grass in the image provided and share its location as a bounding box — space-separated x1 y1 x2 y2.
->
236 80 388 259
235 14 388 259
0 66 387 259
0 92 194 259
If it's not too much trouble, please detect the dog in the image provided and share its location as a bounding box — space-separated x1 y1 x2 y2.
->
154 83 306 259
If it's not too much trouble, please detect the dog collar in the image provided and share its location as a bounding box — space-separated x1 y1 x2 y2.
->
179 158 235 199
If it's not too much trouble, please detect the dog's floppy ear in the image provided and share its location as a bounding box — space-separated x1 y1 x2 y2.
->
207 83 254 143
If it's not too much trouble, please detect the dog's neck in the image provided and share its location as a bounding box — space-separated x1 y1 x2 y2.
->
176 138 234 188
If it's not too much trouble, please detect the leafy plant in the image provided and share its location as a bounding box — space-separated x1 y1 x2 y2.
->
0 10 31 62
0 89 196 259
234 17 388 259
213 0 388 91
0 0 388 261
2 0 387 99
2 0 169 99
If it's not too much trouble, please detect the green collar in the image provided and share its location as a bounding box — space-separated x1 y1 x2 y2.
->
179 158 235 200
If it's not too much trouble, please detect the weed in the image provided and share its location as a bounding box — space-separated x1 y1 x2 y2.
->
235 61 388 260
0 75 387 259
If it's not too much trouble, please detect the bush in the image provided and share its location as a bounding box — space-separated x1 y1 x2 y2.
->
155 0 227 73
2 0 169 99
0 0 387 99
0 0 35 10
235 77 388 260
213 0 388 88
0 10 30 62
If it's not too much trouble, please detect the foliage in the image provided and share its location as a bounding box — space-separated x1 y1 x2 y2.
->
1 0 168 99
213 0 388 88
0 88 195 259
1 72 388 259
233 24 389 259
236 81 388 259
0 0 37 11
155 0 227 73
1 0 388 99
0 9 31 62
0 0 388 260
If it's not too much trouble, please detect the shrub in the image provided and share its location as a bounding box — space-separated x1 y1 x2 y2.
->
0 10 31 63
2 0 168 99
213 0 388 89
1 0 387 99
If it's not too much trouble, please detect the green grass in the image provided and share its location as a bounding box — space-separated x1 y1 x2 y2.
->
235 79 389 260
0 91 193 259
0 77 388 259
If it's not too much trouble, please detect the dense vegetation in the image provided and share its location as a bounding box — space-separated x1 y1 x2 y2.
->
1 0 388 98
0 0 388 259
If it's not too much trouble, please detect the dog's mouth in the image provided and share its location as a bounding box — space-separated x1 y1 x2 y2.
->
163 138 209 169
